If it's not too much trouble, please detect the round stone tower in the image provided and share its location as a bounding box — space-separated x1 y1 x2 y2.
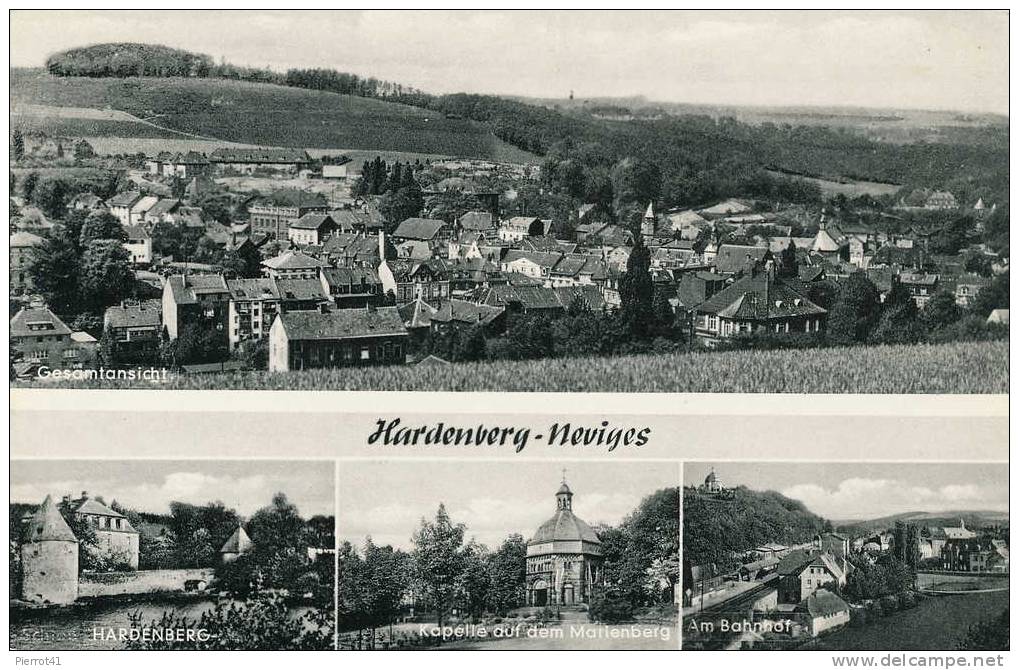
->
20 494 79 604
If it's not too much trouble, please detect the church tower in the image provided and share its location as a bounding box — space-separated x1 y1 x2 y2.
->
20 495 79 604
641 202 656 237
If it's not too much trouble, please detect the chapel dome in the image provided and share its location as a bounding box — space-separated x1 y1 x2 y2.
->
530 509 602 545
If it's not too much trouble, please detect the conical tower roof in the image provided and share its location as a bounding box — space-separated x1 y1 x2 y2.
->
219 525 252 554
23 495 77 543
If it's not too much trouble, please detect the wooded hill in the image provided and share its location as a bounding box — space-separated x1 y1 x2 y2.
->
682 486 829 569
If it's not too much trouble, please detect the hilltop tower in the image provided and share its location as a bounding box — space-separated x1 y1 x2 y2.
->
20 495 79 604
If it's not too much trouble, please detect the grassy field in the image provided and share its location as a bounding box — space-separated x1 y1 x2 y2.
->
36 340 1007 393
10 68 539 163
765 169 901 198
810 590 1008 651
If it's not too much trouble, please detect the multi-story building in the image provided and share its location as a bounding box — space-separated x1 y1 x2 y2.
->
10 304 75 369
10 231 43 295
248 190 329 241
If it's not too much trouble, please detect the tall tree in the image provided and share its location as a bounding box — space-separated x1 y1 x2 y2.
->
487 534 527 615
11 129 25 161
21 171 39 202
27 228 80 314
827 273 882 344
78 239 134 313
248 492 308 553
619 235 655 340
610 157 661 223
412 504 466 628
79 211 126 248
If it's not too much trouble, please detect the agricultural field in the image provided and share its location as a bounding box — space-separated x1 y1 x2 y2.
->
38 341 1008 393
10 68 540 162
765 169 901 198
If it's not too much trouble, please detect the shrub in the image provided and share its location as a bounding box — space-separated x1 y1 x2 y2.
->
588 587 634 624
880 595 900 616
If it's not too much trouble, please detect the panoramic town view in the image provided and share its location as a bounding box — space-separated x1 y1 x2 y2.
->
336 461 680 650
7 11 1009 393
9 459 336 651
682 463 1009 651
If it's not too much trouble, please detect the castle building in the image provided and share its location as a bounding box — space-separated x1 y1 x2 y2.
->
20 495 79 604
63 492 140 569
219 525 253 563
525 479 603 607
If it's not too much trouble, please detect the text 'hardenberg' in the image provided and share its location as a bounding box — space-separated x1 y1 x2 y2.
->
367 418 651 453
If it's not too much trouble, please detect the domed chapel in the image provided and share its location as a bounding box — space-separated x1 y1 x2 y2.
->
525 476 603 606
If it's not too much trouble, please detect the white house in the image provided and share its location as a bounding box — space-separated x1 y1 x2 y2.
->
122 226 152 265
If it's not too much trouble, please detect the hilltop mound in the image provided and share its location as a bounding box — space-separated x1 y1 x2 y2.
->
683 486 828 569
45 42 212 78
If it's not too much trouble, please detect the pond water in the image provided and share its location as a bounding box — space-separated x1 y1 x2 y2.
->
11 597 226 650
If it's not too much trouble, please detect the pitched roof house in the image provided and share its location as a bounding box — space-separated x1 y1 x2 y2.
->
268 306 409 372
693 266 826 343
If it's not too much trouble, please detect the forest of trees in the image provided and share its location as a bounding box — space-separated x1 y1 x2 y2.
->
682 486 829 571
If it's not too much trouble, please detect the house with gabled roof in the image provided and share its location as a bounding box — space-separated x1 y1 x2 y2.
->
777 548 849 605
107 191 144 227
457 210 496 233
10 304 75 369
797 590 851 637
498 216 548 243
161 274 231 340
61 491 140 569
209 147 311 174
320 267 382 309
104 300 162 357
288 213 337 246
692 265 826 344
714 244 772 275
248 190 329 241
261 249 330 280
268 306 409 372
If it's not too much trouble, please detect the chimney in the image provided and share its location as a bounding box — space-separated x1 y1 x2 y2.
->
378 230 385 260
81 490 88 499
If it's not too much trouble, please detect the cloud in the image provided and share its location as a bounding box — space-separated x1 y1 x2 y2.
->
9 10 1008 113
340 490 645 551
782 477 1003 520
13 471 332 518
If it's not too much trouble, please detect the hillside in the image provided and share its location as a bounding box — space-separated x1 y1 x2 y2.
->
836 511 1010 537
683 486 827 569
514 94 1010 145
10 68 540 163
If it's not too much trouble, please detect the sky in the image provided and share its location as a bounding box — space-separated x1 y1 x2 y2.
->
338 460 680 550
9 10 1009 114
10 460 335 517
684 462 1009 521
